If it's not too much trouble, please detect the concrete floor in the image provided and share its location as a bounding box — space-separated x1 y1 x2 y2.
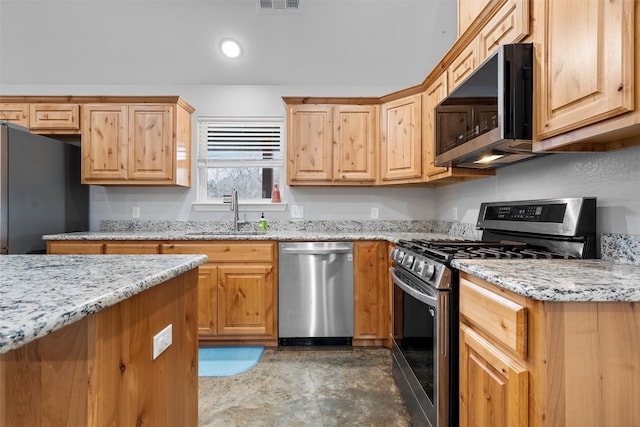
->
198 347 412 426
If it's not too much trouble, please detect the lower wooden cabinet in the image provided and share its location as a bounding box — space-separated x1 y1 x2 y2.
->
47 239 393 348
353 241 391 347
460 272 640 427
160 242 278 346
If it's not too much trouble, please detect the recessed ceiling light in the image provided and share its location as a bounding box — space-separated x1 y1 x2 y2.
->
220 39 242 59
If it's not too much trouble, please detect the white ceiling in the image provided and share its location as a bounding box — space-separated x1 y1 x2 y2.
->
0 0 457 88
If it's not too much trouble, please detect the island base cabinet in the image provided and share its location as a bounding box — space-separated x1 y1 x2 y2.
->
0 269 198 427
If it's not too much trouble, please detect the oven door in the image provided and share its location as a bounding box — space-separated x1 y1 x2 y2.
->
391 267 450 427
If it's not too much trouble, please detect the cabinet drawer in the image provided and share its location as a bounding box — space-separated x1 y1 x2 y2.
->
29 104 80 131
104 242 161 254
48 241 105 254
460 276 527 357
0 103 29 127
161 242 276 262
448 39 479 91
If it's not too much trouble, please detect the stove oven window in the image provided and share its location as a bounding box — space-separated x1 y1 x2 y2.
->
394 289 437 404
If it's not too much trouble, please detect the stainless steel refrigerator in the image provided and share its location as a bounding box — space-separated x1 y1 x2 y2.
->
0 122 89 254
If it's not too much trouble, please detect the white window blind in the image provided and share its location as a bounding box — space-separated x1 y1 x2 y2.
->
198 118 283 168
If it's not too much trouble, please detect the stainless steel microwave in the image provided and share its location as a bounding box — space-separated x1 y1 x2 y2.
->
434 43 535 169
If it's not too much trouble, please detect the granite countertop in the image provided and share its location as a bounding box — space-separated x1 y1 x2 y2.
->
452 259 640 302
0 254 208 354
43 230 451 244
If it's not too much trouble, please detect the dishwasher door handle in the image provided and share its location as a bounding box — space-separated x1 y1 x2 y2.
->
281 247 352 255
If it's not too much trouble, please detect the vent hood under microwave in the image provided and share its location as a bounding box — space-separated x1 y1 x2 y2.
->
434 43 536 169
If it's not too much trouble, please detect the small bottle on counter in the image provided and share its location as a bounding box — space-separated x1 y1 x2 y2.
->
258 213 267 231
271 184 281 203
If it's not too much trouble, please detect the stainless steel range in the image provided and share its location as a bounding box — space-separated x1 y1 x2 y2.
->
390 197 596 427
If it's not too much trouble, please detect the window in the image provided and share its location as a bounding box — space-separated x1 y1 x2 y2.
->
196 117 284 207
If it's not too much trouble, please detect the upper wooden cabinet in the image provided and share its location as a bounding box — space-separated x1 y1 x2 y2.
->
29 103 80 133
478 0 529 61
534 0 637 149
380 94 423 183
0 103 29 127
82 101 192 186
285 100 378 185
458 0 492 36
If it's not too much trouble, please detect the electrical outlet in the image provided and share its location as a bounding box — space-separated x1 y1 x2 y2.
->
152 324 172 360
291 205 304 219
452 207 458 221
132 206 140 219
371 207 379 219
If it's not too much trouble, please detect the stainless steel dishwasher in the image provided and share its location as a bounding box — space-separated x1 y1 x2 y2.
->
278 241 354 346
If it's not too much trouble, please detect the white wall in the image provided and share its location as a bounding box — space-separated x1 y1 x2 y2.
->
433 144 640 235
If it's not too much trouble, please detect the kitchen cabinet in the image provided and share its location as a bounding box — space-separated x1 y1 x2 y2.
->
380 94 423 183
285 101 378 185
82 102 192 186
104 242 161 253
0 103 29 127
534 0 635 142
160 242 278 346
29 103 80 133
477 0 529 61
458 0 492 36
353 241 391 347
47 241 105 254
459 272 640 426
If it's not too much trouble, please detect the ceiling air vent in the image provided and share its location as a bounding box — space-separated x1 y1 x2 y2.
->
258 0 301 13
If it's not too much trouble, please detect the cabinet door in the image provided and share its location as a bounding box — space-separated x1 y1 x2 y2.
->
448 39 479 92
477 0 529 61
29 104 80 132
82 105 128 182
536 0 634 139
353 241 390 345
459 324 528 427
423 73 450 178
287 105 333 182
128 105 174 182
333 105 377 182
217 264 275 337
197 265 218 336
458 0 492 36
0 103 29 127
380 94 422 181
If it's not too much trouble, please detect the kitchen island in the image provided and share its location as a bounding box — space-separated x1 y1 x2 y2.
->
0 254 207 427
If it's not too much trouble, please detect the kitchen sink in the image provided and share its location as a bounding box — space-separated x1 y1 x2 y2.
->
183 230 266 237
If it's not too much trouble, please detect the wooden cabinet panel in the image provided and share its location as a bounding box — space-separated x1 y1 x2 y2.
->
380 94 422 182
448 39 479 91
460 324 528 427
458 0 492 36
478 0 529 61
287 105 333 182
161 242 275 262
47 241 104 254
104 242 160 254
217 264 275 336
353 241 390 346
29 103 80 131
81 104 128 182
535 0 634 140
424 74 450 178
333 105 377 182
460 277 527 357
197 265 218 336
128 105 173 182
0 103 29 127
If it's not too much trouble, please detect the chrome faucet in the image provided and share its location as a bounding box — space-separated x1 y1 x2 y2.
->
230 188 240 231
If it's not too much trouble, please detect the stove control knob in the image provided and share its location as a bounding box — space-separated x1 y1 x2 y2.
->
402 254 414 268
395 250 405 262
421 263 436 280
390 248 399 260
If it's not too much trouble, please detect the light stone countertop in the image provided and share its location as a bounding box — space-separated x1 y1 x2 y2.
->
0 254 208 354
451 259 640 302
43 230 451 243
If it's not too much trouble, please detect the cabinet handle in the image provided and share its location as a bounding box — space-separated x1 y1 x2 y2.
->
618 84 624 92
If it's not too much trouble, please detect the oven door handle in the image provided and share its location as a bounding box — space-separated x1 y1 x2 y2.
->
390 268 438 307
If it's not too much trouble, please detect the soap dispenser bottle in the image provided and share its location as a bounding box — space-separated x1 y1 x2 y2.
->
258 213 267 231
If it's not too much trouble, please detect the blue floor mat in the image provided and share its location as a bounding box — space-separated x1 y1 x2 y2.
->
198 346 265 377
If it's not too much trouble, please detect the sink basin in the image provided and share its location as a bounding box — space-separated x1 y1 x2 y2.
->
183 230 265 237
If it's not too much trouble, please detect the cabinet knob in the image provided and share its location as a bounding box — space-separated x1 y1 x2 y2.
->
618 84 624 92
